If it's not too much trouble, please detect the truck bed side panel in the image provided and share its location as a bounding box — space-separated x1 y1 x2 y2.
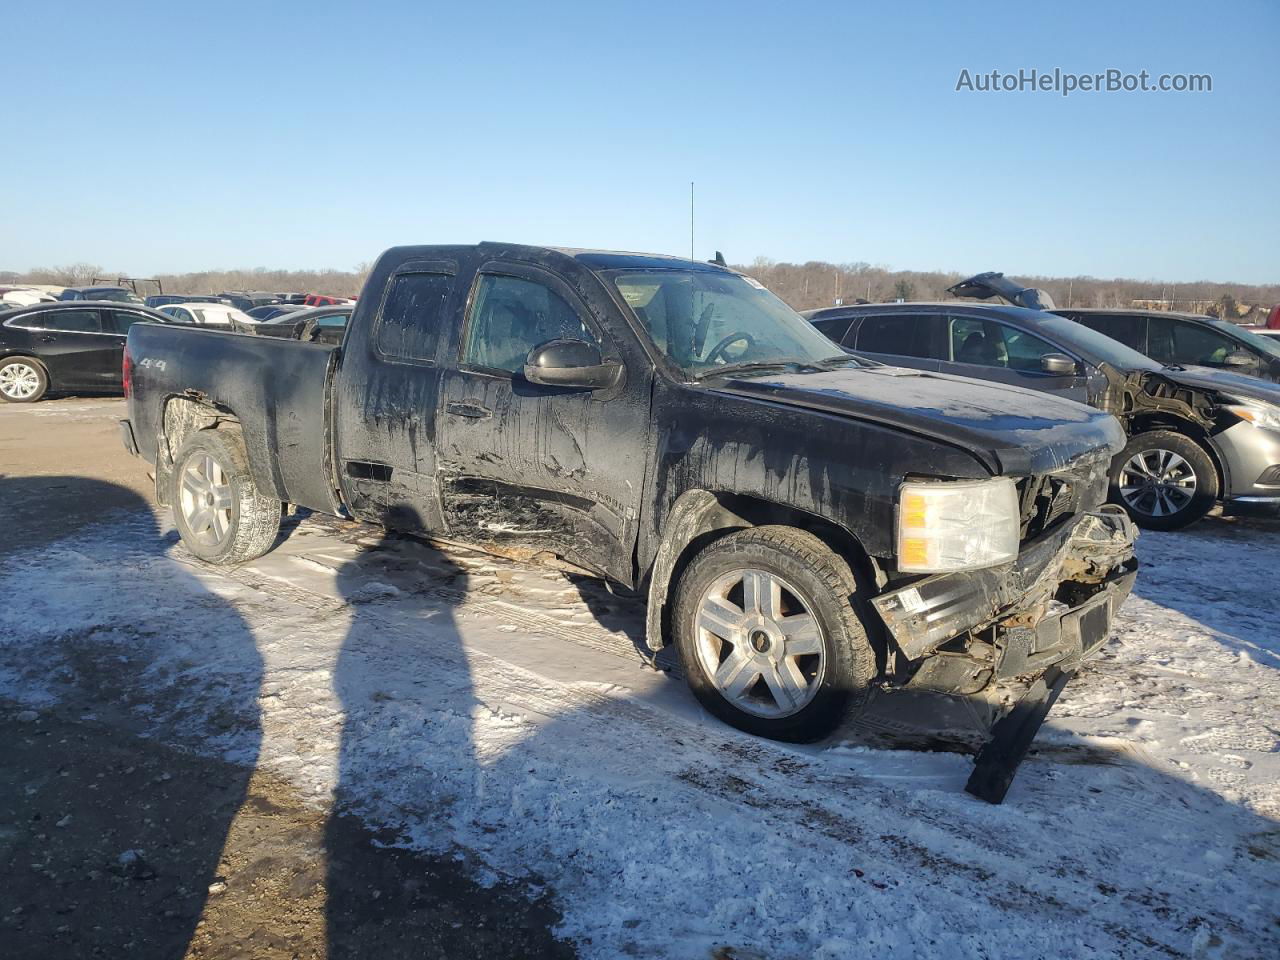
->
128 324 336 511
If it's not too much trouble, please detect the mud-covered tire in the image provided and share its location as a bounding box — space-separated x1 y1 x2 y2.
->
672 525 877 742
1110 430 1218 531
170 428 281 564
0 356 49 402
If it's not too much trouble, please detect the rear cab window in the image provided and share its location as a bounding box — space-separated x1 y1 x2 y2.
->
374 270 456 363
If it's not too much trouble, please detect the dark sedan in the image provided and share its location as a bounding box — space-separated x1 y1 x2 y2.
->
0 301 186 402
1052 308 1280 384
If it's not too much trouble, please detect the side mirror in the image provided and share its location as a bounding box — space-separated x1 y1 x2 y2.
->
524 339 622 390
1040 353 1079 375
1223 350 1254 368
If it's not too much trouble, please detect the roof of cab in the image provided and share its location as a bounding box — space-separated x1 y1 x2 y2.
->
377 242 732 275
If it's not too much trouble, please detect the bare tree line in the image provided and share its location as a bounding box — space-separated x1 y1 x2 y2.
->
1 263 371 299
4 258 1276 321
735 258 1280 322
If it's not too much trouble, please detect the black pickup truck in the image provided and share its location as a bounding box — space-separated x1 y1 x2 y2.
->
122 243 1138 802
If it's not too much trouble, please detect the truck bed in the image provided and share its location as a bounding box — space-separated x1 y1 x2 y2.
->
126 324 338 512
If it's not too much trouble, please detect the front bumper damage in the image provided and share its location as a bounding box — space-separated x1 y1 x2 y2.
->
871 506 1139 803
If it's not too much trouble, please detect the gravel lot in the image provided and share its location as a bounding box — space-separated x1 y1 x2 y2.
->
2 397 1278 959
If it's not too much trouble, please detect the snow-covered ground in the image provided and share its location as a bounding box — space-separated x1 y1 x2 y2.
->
1 508 1277 959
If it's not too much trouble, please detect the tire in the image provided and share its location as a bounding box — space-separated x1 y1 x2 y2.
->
672 525 876 742
0 357 49 403
1110 430 1218 531
170 428 281 564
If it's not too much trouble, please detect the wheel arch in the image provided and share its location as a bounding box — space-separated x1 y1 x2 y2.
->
642 489 883 653
156 394 280 507
0 353 52 384
1126 414 1228 498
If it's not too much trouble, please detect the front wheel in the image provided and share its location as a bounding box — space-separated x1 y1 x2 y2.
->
672 526 876 742
170 428 281 564
1110 430 1218 531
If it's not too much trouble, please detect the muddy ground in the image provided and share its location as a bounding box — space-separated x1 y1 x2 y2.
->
0 397 574 960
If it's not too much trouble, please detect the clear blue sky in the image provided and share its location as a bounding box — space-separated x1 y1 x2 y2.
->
2 0 1276 282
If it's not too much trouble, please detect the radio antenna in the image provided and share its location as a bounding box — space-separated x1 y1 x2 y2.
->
690 181 695 261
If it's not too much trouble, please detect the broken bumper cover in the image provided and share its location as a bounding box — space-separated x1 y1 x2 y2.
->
870 507 1138 805
871 507 1138 670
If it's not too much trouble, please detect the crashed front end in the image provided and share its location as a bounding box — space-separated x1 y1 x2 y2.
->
871 457 1139 804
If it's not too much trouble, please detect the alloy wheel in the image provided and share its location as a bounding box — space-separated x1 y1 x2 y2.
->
0 362 41 399
179 453 235 548
1118 448 1198 519
693 568 826 718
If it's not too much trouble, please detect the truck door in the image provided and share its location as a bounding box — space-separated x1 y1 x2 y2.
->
330 261 459 532
435 261 651 585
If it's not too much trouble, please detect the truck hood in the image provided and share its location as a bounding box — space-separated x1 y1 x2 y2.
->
947 272 1056 312
710 365 1125 476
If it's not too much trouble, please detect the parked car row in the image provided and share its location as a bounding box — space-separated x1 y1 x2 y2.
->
805 273 1280 530
0 301 185 401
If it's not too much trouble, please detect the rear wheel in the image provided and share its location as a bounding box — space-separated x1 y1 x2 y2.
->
672 526 876 742
0 357 48 402
170 428 281 564
1110 430 1218 531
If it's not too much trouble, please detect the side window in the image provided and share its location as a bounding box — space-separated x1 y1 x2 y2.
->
13 312 49 329
809 315 852 342
999 326 1061 372
1172 321 1240 367
1145 316 1175 364
375 273 453 362
951 317 1000 365
1077 314 1145 352
462 274 597 374
47 309 103 334
855 314 931 357
950 317 1059 371
109 311 147 334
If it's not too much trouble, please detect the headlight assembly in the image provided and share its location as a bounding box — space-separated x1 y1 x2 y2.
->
1224 398 1280 432
897 478 1020 573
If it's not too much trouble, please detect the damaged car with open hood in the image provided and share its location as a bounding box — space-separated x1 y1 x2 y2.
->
807 271 1280 529
120 244 1139 802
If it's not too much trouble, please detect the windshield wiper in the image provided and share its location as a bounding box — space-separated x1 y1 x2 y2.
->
815 354 865 368
694 360 802 380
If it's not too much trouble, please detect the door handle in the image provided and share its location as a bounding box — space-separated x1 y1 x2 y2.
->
446 401 491 420
40 335 57 343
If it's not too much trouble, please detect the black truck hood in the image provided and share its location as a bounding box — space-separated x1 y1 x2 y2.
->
947 272 1056 312
710 366 1125 476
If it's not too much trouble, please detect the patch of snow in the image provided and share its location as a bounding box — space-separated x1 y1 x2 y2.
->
0 509 1277 958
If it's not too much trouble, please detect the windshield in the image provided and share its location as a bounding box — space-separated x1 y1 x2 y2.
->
1030 312 1162 370
1208 318 1280 360
90 288 133 302
609 270 847 376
